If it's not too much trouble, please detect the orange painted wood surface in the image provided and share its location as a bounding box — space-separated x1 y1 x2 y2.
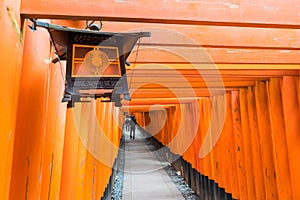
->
282 76 300 200
59 108 80 200
255 81 279 199
128 77 261 87
298 75 300 111
9 21 52 200
220 93 235 195
201 98 215 181
1 16 123 200
1 1 300 199
101 22 300 49
128 47 300 64
0 0 23 199
195 99 204 174
239 89 256 200
40 54 67 200
129 68 299 76
21 0 300 29
268 78 293 200
231 91 248 200
225 92 239 199
246 86 266 200
141 77 299 199
210 96 222 187
60 102 122 200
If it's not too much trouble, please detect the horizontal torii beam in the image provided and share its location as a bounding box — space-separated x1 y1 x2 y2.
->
21 0 300 29
127 47 300 64
126 68 300 76
101 22 300 49
129 88 229 98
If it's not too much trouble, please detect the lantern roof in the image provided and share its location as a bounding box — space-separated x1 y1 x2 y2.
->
29 19 151 63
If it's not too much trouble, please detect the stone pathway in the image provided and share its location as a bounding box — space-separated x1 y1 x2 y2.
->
122 128 185 200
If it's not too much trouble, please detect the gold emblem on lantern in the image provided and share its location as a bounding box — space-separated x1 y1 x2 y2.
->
83 48 109 75
72 44 121 77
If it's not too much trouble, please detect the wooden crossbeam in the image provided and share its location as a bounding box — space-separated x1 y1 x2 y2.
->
129 88 238 99
21 0 300 29
127 76 268 83
21 2 300 66
120 105 175 113
127 47 300 64
128 81 255 89
101 22 300 49
122 98 183 105
126 68 300 76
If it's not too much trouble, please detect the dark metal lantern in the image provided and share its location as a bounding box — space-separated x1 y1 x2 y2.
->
30 20 150 107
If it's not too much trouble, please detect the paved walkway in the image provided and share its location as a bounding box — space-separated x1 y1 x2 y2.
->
122 127 185 200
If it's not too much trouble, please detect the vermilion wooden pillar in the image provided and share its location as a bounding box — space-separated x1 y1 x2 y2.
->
246 86 266 199
226 93 240 199
40 61 67 200
0 0 23 199
296 76 300 111
84 101 97 200
189 100 201 171
239 88 256 199
231 90 248 200
59 108 80 200
218 93 233 194
268 78 293 200
200 98 213 180
215 94 226 190
255 81 278 199
196 99 204 175
211 96 220 188
9 20 51 200
39 20 68 200
95 102 107 199
74 103 89 200
282 76 300 200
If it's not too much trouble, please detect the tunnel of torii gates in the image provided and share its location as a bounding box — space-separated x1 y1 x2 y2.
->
1 0 300 200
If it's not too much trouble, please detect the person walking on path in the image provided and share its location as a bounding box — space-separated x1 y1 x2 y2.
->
129 114 137 140
129 119 136 140
124 116 130 132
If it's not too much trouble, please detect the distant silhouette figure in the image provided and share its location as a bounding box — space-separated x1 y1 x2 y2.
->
124 117 130 132
129 114 136 140
129 114 137 124
129 119 136 140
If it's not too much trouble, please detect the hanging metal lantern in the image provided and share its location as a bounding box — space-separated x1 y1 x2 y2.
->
29 19 150 107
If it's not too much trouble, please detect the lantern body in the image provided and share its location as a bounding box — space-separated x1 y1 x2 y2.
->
66 31 128 106
30 20 150 107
